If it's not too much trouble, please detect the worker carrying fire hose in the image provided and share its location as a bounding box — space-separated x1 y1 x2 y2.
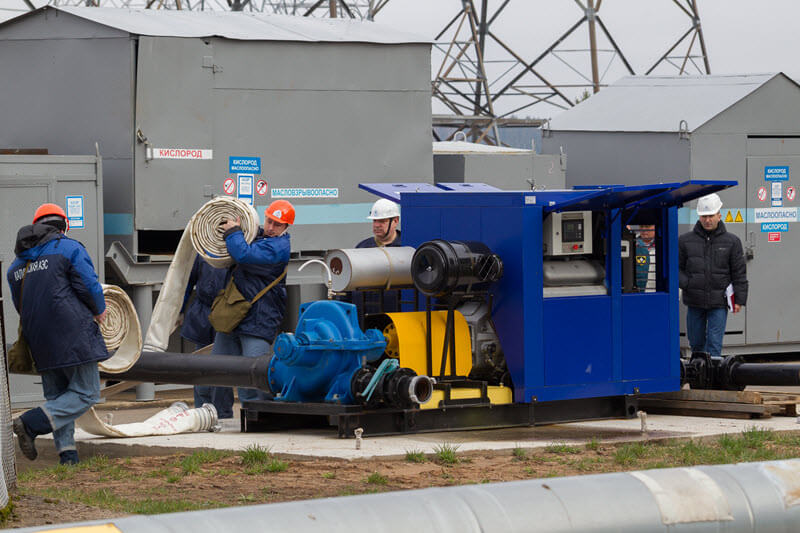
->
206 199 294 407
7 203 109 465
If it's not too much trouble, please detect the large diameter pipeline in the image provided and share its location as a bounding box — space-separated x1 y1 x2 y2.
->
26 459 800 532
325 246 415 291
102 351 270 392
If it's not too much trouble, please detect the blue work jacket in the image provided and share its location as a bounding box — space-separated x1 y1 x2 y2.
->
6 224 109 371
181 255 228 346
222 227 290 343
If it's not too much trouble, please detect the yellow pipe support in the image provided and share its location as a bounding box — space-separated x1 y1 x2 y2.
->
383 311 472 378
421 385 513 410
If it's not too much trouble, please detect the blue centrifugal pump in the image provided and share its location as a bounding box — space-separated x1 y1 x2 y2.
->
269 300 434 406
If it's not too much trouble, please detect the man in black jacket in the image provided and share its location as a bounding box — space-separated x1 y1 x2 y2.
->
678 193 748 358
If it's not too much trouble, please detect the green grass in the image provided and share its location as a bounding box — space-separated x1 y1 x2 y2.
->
37 487 225 515
433 443 460 465
614 442 648 466
512 446 527 461
240 445 272 466
244 458 288 475
321 472 336 479
365 472 387 485
545 443 581 454
405 449 427 463
238 444 288 474
586 437 600 451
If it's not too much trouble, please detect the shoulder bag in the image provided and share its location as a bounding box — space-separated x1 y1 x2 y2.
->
208 267 288 334
7 261 37 374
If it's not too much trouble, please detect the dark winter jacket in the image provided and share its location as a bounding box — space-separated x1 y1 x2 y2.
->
6 224 109 371
221 227 290 343
180 255 228 346
352 231 403 320
678 221 748 309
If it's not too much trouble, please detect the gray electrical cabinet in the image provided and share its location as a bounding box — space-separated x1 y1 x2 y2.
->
0 154 104 406
541 73 800 357
0 6 432 284
433 141 565 190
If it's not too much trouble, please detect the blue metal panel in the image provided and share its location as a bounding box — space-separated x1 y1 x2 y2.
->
621 293 671 381
608 208 623 382
358 182 441 202
435 182 503 192
665 206 681 384
542 296 613 386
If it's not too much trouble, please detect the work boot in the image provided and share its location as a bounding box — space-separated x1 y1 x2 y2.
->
12 417 37 461
59 450 79 466
16 406 53 461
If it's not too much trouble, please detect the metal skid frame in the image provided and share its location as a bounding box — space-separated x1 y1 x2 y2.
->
240 395 638 438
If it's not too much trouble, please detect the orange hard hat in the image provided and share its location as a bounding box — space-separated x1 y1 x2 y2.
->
33 203 69 231
265 200 295 225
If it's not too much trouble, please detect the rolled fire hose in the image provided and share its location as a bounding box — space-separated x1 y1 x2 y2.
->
78 402 219 438
98 284 142 373
144 196 260 353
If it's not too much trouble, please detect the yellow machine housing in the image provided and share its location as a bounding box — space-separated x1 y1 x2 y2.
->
381 311 512 409
383 311 471 376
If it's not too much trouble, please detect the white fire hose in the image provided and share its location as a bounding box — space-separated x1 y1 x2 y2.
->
144 196 259 353
79 402 219 438
98 284 142 373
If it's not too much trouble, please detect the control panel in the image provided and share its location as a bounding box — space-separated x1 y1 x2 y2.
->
543 211 593 256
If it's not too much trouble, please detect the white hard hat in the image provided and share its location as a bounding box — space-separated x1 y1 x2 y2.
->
696 193 723 216
367 198 400 220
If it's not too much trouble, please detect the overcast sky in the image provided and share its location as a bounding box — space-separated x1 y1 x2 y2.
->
2 0 798 117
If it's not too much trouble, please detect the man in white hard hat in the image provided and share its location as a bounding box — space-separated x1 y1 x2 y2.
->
351 198 403 324
678 193 748 358
357 198 401 248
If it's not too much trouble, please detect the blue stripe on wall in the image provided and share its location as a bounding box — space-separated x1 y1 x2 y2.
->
104 213 134 235
679 207 765 225
256 203 376 225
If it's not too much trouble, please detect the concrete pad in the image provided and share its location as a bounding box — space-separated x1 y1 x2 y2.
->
51 404 800 461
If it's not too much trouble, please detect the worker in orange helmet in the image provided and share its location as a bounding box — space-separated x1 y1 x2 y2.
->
9 203 108 465
212 200 294 407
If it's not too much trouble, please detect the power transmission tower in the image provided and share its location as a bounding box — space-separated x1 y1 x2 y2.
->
431 0 711 145
46 0 388 17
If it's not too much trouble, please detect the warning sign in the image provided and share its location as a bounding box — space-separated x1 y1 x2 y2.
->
223 178 235 195
757 187 767 202
788 186 796 202
724 211 733 223
768 232 782 243
256 180 268 196
734 210 743 223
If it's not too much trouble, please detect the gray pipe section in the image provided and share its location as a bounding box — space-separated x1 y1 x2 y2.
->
101 351 271 392
131 285 155 401
14 459 800 532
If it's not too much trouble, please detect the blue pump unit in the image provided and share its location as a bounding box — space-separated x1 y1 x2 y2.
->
269 300 387 404
362 179 737 404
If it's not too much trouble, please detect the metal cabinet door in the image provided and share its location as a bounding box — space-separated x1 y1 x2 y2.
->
0 180 49 406
134 37 214 232
745 152 800 345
